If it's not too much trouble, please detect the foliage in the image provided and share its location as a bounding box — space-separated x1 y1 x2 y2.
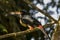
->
0 0 60 40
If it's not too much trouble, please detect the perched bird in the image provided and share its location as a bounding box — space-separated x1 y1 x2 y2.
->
10 11 48 37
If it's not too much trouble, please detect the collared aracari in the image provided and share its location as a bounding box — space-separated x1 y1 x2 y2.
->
10 11 48 37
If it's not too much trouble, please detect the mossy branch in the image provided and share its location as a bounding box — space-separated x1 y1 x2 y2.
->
0 27 40 39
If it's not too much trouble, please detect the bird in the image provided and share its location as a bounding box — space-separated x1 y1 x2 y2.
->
10 11 48 37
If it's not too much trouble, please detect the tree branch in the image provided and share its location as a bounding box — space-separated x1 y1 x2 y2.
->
23 0 58 23
0 27 48 39
0 27 40 39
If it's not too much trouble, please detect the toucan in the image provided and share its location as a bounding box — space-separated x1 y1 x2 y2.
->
10 11 48 37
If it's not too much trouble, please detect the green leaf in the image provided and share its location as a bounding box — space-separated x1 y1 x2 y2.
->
0 24 8 33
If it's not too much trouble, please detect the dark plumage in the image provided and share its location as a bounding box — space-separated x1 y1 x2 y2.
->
19 11 48 37
18 11 42 27
21 14 42 27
